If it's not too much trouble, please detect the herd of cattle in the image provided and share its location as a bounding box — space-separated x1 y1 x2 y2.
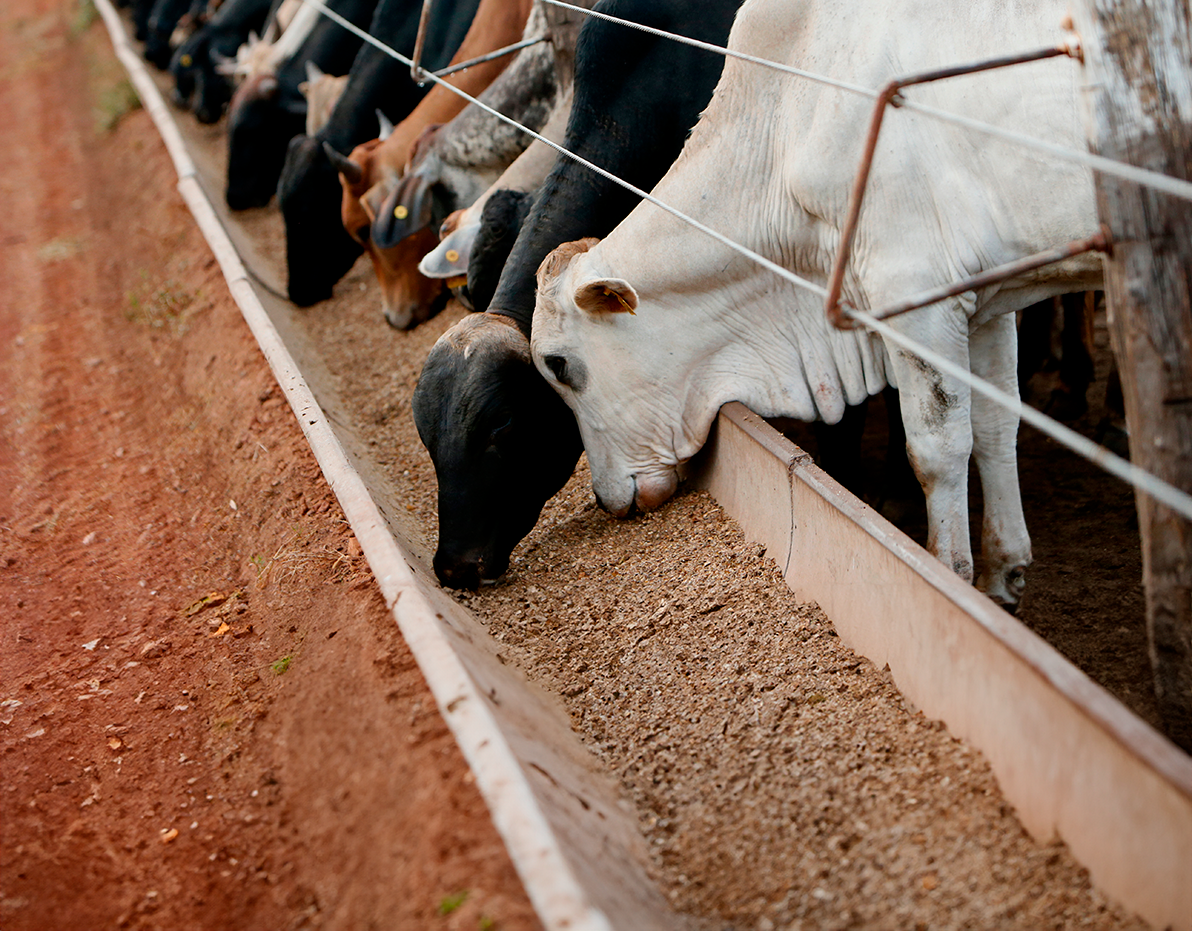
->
118 0 1107 612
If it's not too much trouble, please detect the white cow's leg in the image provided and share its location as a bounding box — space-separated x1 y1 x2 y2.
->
969 313 1032 609
886 315 975 582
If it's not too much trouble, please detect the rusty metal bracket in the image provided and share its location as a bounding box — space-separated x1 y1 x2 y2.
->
409 0 435 84
825 44 1093 329
410 1 546 85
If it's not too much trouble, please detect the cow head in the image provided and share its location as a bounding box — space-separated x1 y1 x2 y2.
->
358 167 447 330
327 130 448 329
532 238 714 518
170 34 232 123
279 135 363 306
413 313 582 589
466 188 535 314
225 74 304 210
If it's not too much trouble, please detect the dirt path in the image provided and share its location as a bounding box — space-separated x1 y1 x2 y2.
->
0 3 540 929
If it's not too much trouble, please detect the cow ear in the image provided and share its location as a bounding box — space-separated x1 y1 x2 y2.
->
537 237 600 290
574 278 638 316
360 182 386 225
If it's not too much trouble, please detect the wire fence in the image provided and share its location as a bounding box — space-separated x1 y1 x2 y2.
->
287 0 1192 521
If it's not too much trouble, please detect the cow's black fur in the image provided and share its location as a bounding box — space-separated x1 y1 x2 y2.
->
224 0 378 211
414 0 745 589
143 0 195 69
168 0 274 124
466 187 536 315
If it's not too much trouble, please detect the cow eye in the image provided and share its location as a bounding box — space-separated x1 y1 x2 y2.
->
544 355 569 386
489 419 513 447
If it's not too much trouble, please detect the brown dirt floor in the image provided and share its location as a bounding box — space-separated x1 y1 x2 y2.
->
0 3 542 929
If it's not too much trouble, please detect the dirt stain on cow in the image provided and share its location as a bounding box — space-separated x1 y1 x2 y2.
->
900 351 957 430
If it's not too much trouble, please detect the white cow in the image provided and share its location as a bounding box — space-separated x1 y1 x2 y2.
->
531 0 1103 608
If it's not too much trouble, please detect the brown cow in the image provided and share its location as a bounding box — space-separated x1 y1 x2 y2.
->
326 0 536 328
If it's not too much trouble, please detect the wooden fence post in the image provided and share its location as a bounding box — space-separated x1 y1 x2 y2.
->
1072 0 1192 750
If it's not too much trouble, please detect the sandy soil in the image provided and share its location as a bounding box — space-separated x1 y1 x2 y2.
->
0 3 541 929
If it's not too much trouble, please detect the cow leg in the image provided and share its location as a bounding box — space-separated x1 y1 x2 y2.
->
886 316 976 583
969 313 1032 609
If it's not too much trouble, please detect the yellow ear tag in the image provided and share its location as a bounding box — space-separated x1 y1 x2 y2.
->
605 287 635 314
394 204 409 220
445 249 460 263
180 54 192 66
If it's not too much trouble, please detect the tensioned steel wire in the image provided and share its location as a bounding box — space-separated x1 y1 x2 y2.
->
290 0 1192 521
539 0 1192 205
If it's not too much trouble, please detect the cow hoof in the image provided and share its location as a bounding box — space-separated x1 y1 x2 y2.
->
979 564 1027 614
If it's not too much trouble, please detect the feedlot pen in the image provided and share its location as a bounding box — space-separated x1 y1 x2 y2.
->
98 4 1192 929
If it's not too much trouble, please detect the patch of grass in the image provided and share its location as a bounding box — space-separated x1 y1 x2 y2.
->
70 0 97 37
270 655 293 676
438 891 468 916
95 77 141 133
124 280 196 333
478 916 496 931
254 536 364 590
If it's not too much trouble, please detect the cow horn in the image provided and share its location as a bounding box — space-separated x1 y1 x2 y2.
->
211 48 236 75
376 109 395 142
304 59 324 84
323 142 364 185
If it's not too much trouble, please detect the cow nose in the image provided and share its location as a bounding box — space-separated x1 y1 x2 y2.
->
594 492 638 519
633 471 678 511
434 553 482 590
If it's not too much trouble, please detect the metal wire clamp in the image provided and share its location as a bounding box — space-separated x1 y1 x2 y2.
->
409 0 547 86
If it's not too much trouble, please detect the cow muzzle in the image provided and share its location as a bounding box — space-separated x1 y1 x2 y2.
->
433 549 505 591
595 470 679 518
634 470 679 512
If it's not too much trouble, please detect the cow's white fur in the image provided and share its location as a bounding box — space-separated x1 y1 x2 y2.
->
531 0 1103 607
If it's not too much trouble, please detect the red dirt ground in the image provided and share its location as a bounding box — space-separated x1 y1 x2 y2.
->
0 2 542 929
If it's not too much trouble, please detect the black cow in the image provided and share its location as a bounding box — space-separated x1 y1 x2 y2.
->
223 0 378 210
131 0 156 42
412 0 745 589
465 187 536 314
143 0 198 69
277 0 481 307
169 0 274 123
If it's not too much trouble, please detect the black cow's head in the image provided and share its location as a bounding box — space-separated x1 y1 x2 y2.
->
413 313 582 589
467 189 536 314
277 135 363 307
143 0 190 70
225 75 305 211
169 34 203 109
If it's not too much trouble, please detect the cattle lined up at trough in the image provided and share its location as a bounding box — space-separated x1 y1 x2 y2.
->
128 0 1191 747
277 0 485 306
321 0 543 329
